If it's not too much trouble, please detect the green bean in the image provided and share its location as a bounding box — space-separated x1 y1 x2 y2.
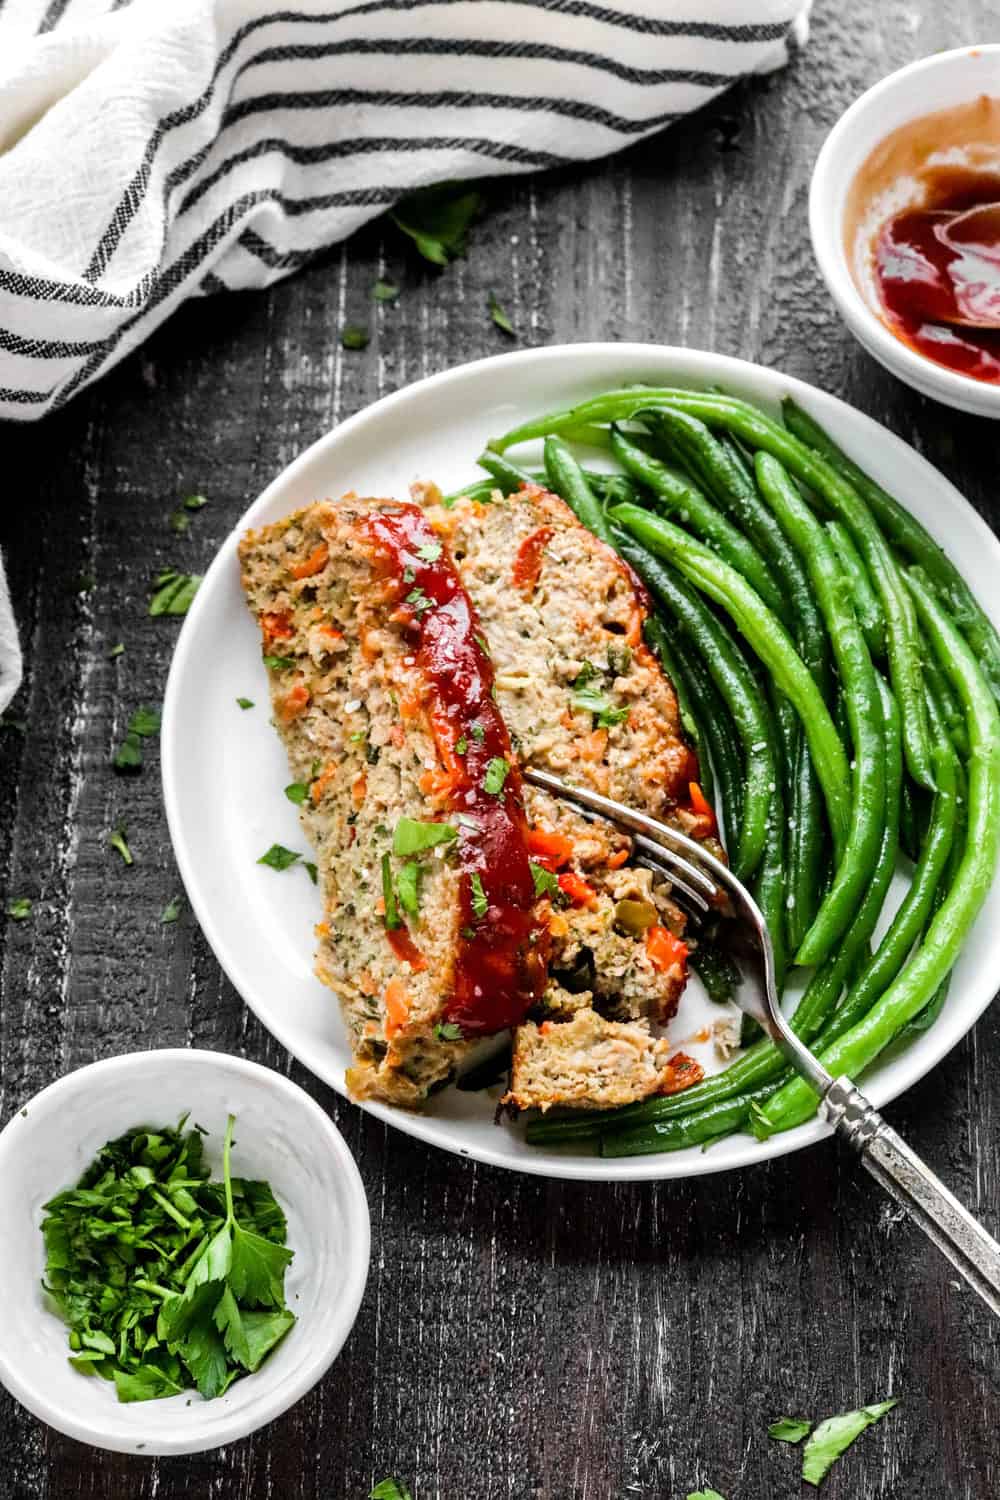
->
611 504 852 855
826 519 886 658
753 572 1000 1138
443 477 504 506
600 1081 785 1157
754 452 885 967
643 615 714 803
787 732 827 952
783 396 1000 701
609 425 787 617
921 624 971 757
476 449 537 493
542 435 614 544
679 636 745 849
753 756 788 994
496 388 933 790
898 777 921 864
614 534 776 878
690 938 741 1004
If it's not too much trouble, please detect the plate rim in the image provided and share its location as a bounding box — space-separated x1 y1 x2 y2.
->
162 341 1000 1182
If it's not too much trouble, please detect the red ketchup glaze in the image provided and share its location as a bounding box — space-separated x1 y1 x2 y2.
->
874 172 1000 384
360 504 549 1037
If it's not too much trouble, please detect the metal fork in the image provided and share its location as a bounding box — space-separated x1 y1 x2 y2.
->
525 766 1000 1314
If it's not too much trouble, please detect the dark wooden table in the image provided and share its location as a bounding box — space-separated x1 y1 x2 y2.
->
3 6 999 1497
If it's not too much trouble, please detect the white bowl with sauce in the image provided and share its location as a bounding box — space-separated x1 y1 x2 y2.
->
810 45 1000 418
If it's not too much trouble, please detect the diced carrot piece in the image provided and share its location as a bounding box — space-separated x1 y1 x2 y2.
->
557 871 598 908
511 526 555 595
311 761 337 803
383 977 410 1038
319 622 344 641
526 827 574 870
607 848 629 870
688 780 718 838
261 610 294 648
579 728 608 762
277 681 310 722
390 723 405 748
291 542 329 579
351 771 367 807
548 911 570 939
645 924 688 974
625 606 643 648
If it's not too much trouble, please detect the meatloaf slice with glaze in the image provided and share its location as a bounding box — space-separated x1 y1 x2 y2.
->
432 483 717 1111
239 495 548 1108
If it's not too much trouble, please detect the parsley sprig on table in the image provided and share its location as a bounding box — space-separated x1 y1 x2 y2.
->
41 1114 295 1403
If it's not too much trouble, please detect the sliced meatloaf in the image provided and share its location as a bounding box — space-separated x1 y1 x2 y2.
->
239 495 547 1108
432 483 718 1111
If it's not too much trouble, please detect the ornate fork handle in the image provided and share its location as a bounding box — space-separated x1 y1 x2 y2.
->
824 1077 1000 1315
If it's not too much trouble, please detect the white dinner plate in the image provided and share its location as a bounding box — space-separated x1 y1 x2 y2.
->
162 343 1000 1182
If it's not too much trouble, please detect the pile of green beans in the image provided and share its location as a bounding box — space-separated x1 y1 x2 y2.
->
447 384 1000 1157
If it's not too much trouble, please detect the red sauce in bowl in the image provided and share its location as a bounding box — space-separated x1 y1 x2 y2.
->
845 96 1000 385
360 502 549 1037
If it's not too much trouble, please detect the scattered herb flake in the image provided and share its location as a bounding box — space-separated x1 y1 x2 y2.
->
393 818 458 856
184 494 208 511
257 844 301 872
341 325 370 350
434 1021 463 1042
529 862 559 898
262 654 295 671
109 824 133 866
107 643 125 660
160 896 184 925
371 1483 414 1500
381 852 401 930
7 897 31 920
470 872 488 919
489 291 515 336
391 184 482 266
284 783 309 806
405 587 432 614
236 697 254 710
373 280 400 303
483 757 510 796
304 861 318 885
470 723 485 743
769 1416 812 1444
686 1491 727 1500
801 1400 898 1487
460 925 476 939
150 570 201 617
113 706 161 771
455 736 468 755
416 541 442 563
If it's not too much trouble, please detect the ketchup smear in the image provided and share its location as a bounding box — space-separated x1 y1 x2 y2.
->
874 169 1000 384
360 504 549 1037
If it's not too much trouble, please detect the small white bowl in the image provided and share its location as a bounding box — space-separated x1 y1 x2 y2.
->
0 1050 370 1455
810 44 1000 418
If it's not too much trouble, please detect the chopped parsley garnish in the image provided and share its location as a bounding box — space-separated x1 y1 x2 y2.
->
257 844 301 871
340 325 369 350
470 723 485 743
381 852 401 930
149 570 201 617
393 818 458 856
403 565 415 584
391 184 482 266
434 1021 463 1043
170 493 209 534
455 736 468 755
768 1417 811 1444
801 1400 898 1487
7 897 31 921
109 824 133 866
570 664 629 728
529 862 559 898
405 587 433 614
284 783 309 805
460 925 476 939
372 280 400 303
483 757 510 795
113 705 161 771
236 697 254 710
262 653 295 670
349 730 366 742
107 643 125 660
470 872 488 919
489 291 515 336
416 541 442 563
607 644 632 676
304 861 318 885
160 896 184 924
41 1114 295 1403
370 1483 414 1500
395 861 421 917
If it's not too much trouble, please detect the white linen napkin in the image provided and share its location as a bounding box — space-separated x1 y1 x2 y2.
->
0 0 809 708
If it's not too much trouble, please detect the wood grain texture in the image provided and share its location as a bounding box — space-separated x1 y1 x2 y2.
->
2 4 1000 1497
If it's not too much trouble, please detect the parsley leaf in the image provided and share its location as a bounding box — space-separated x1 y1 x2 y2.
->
304 861 318 885
371 1483 414 1500
7 897 31 920
470 723 485 743
686 1491 727 1500
170 494 208 533
284 782 309 805
107 642 125 659
395 861 421 917
109 824 133 866
160 896 184 925
455 736 468 755
149 570 201 617
236 697 254 710
382 852 401 930
341 325 370 350
570 674 629 728
257 844 301 871
373 279 400 303
416 541 442 563
434 1021 463 1042
529 862 559 898
113 706 162 772
405 587 432 613
393 818 458 856
483 757 510 795
262 653 295 670
768 1416 812 1444
801 1400 898 1487
391 183 482 266
489 291 515 336
470 872 488 919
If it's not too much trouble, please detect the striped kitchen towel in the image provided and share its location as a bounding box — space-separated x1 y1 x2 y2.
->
0 0 809 432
